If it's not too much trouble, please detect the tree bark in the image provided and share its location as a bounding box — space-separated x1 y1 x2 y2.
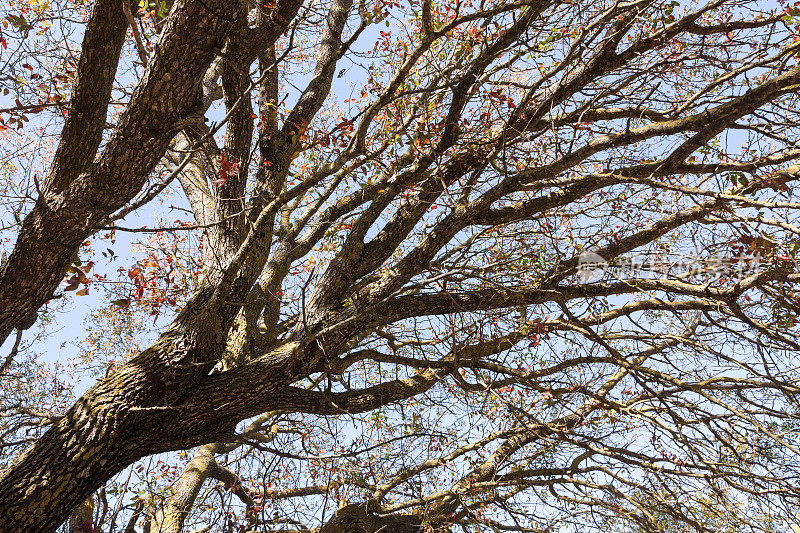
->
0 0 239 345
318 503 425 533
0 302 236 531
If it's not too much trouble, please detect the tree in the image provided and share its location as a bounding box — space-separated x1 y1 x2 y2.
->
2 0 800 530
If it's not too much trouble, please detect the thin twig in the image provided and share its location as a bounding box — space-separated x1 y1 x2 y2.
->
123 1 148 65
0 329 23 377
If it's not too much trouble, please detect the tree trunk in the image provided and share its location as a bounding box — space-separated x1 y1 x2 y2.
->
0 321 232 531
149 444 218 533
318 503 426 533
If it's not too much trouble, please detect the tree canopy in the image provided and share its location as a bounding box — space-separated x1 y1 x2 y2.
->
2 0 800 531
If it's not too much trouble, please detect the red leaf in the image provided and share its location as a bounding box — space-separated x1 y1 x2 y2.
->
216 154 240 187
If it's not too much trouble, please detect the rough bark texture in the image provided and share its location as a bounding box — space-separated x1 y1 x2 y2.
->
318 504 425 533
0 279 254 530
149 444 218 533
2 2 799 531
0 0 239 345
